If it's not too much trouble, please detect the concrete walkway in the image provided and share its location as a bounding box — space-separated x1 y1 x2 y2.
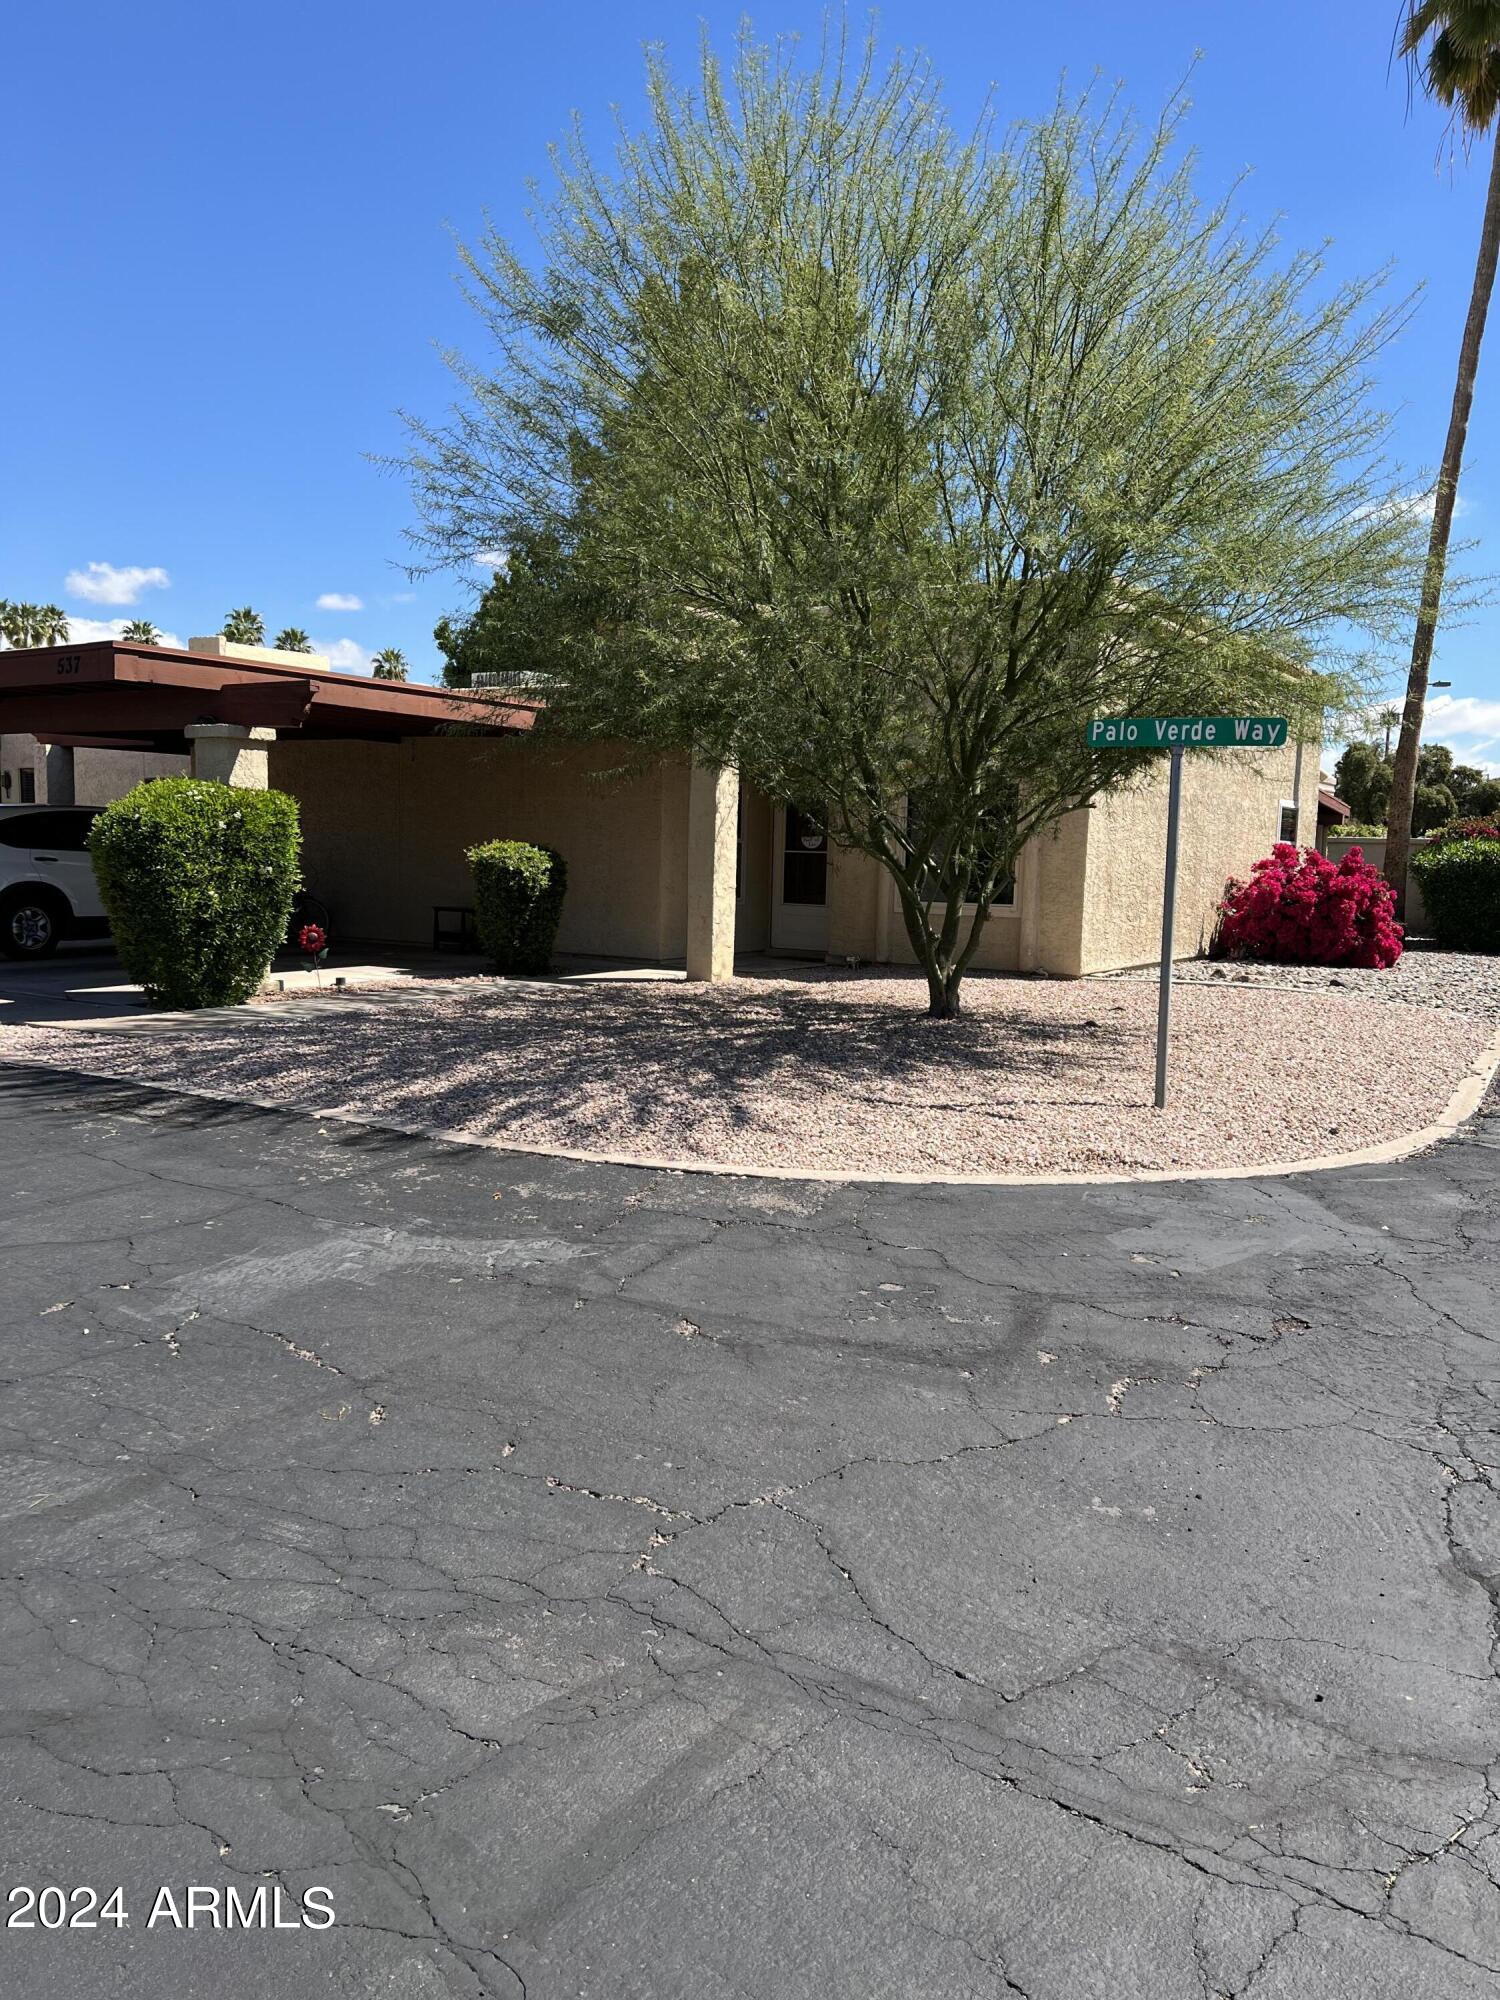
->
1 1064 1496 1997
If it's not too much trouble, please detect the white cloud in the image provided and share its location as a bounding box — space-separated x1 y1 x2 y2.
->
313 637 375 673
1423 693 1500 771
316 591 363 612
53 616 184 647
1428 692 1500 738
473 548 508 571
64 561 171 606
1353 490 1470 527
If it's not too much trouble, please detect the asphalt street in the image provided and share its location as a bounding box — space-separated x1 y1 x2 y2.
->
1 1061 1497 1999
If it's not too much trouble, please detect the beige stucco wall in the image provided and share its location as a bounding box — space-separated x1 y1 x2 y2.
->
812 739 1316 979
1072 736 1320 975
0 733 38 801
187 636 334 673
266 725 1319 974
269 734 694 958
736 785 773 951
828 849 1027 973
1 732 186 805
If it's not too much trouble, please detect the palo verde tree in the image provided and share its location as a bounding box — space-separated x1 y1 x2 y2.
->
407 28 1426 1016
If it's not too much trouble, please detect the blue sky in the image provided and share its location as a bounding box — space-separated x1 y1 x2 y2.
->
5 0 1500 767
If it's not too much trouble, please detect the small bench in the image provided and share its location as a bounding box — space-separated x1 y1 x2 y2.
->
432 905 479 951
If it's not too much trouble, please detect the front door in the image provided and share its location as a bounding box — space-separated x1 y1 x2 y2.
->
769 803 828 955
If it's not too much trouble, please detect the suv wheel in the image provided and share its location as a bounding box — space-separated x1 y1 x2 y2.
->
0 891 67 959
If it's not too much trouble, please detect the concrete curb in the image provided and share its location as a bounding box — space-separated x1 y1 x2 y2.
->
9 1020 1500 1190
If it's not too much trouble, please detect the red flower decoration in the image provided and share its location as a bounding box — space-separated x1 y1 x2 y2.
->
298 922 327 956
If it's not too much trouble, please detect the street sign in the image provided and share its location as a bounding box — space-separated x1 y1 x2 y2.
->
1087 715 1288 749
1087 714 1293 1109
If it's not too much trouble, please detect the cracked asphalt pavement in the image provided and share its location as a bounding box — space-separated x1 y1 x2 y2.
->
1 1063 1497 1999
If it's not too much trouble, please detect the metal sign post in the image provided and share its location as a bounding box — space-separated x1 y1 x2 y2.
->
1085 715 1290 1113
1154 746 1184 1109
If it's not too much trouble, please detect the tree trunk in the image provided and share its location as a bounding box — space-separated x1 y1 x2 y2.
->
1386 129 1500 918
925 966 962 1019
888 870 965 1018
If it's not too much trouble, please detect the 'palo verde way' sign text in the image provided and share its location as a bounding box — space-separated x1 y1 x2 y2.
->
1086 715 1288 749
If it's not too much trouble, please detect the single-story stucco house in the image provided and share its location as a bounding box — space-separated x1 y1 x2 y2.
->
0 636 1319 978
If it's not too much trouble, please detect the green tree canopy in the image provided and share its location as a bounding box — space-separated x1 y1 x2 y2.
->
1334 741 1393 826
371 647 410 681
407 29 1426 1014
1414 781 1459 833
434 533 569 689
273 627 314 653
119 619 162 643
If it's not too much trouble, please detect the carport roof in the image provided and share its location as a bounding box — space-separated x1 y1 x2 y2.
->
0 641 539 753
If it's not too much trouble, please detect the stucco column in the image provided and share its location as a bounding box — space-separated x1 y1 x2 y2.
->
42 743 75 805
685 760 738 982
185 724 275 789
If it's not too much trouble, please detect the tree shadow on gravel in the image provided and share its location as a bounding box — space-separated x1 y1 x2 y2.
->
16 973 1147 1159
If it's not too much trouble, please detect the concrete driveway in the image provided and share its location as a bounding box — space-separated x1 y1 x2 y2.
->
1 1064 1496 1998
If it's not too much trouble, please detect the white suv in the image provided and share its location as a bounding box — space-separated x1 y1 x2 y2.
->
0 806 108 959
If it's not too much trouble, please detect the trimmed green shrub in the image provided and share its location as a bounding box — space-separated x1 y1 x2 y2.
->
467 839 567 974
1410 838 1500 953
90 778 301 1007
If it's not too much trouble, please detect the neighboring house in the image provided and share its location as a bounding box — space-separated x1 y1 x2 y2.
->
1 731 186 806
0 637 1319 977
1316 786 1352 853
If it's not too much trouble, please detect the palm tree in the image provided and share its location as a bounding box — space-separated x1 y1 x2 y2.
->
371 647 409 681
0 601 69 647
273 627 314 653
1386 2 1500 910
120 619 162 644
222 607 266 644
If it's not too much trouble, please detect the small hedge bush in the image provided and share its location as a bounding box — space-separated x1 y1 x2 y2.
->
90 778 301 1007
467 839 567 974
1411 837 1500 953
1213 842 1402 969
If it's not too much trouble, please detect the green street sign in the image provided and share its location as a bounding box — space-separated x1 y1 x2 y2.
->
1087 714 1288 749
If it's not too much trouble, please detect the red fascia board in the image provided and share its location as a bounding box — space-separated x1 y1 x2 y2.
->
0 643 539 735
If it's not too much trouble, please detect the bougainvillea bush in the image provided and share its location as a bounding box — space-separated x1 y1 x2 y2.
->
1212 843 1402 969
1426 817 1500 849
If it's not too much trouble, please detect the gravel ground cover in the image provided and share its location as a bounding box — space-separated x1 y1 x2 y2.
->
2 968 1492 1177
1109 942 1500 1020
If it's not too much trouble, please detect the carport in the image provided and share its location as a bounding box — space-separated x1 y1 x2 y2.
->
0 638 537 796
0 640 741 980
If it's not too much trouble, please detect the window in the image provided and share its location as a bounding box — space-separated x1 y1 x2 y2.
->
18 769 35 803
904 795 1015 907
1278 801 1299 844
0 808 97 850
781 804 827 905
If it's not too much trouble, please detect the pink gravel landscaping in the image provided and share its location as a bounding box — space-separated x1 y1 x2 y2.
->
2 969 1494 1178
